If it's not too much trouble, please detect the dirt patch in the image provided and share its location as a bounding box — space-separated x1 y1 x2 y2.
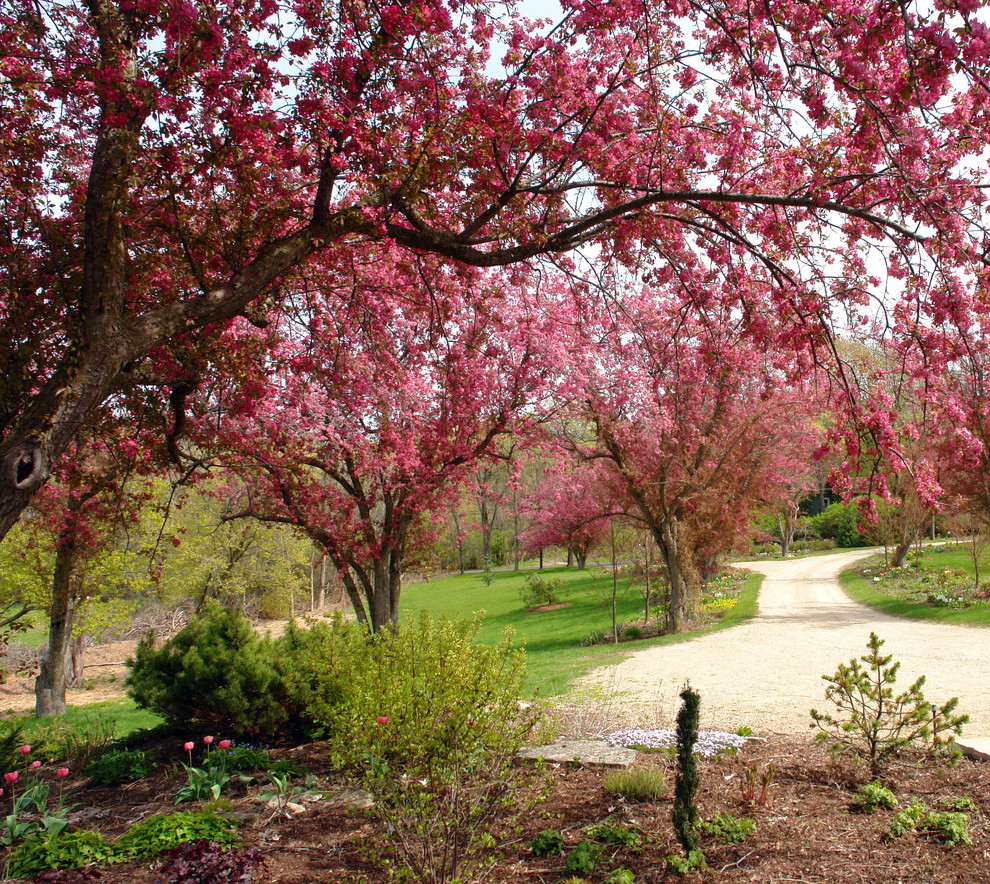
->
7 734 990 883
525 603 572 613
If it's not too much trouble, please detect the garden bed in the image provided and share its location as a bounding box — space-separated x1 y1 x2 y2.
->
3 732 988 883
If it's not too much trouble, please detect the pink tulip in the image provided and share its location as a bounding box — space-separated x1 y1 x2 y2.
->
57 768 69 778
219 740 231 750
376 715 388 726
4 772 18 783
29 760 40 770
203 735 214 745
183 742 194 752
18 745 30 755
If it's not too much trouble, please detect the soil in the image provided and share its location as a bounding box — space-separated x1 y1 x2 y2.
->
5 729 990 883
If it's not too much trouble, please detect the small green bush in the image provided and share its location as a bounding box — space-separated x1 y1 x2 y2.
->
519 573 564 608
529 829 566 856
115 811 239 857
808 503 865 548
856 781 898 814
310 613 541 884
85 749 154 785
888 801 972 846
584 818 642 852
622 626 643 640
564 840 602 876
697 812 755 843
5 831 117 878
602 768 666 801
125 601 292 739
0 720 27 773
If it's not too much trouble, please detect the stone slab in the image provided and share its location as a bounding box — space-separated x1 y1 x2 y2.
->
958 738 990 762
516 739 637 770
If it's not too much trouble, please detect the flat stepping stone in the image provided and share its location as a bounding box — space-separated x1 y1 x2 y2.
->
958 737 990 761
516 739 637 769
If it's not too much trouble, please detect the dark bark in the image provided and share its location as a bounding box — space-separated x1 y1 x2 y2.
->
35 531 77 717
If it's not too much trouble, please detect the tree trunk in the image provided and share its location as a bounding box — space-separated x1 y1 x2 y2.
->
35 533 78 718
575 549 587 569
777 508 796 557
892 521 915 568
657 520 689 634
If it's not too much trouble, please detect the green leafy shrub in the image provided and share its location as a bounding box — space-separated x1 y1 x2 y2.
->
810 632 968 777
273 614 367 738
808 503 865 548
84 749 153 786
888 801 972 846
564 840 602 876
697 813 755 843
944 796 977 812
519 573 563 608
584 818 642 852
664 850 706 874
602 768 665 801
856 781 898 814
888 800 927 837
115 811 239 857
125 601 291 739
0 720 27 772
34 718 116 771
209 744 270 774
315 614 541 884
528 829 566 856
622 626 643 640
5 831 117 878
604 870 635 884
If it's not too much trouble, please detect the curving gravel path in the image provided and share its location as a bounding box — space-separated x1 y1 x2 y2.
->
576 549 990 738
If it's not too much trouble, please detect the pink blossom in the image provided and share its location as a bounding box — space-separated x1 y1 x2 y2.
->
219 740 231 750
183 742 194 752
376 715 388 726
29 760 40 770
203 735 214 745
18 745 30 755
57 768 69 778
4 772 18 783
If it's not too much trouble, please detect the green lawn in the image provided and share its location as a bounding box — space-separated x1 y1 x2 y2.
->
841 543 990 627
3 698 163 743
401 565 763 698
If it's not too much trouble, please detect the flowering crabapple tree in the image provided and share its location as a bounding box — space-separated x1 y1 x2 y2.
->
554 279 821 633
214 260 552 632
3 0 990 543
518 458 623 569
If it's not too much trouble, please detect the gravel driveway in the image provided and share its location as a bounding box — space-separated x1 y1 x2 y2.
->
577 549 990 738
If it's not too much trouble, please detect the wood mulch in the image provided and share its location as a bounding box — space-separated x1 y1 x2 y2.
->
4 733 990 883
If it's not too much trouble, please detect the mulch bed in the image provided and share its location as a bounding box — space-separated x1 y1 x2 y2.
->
6 734 990 883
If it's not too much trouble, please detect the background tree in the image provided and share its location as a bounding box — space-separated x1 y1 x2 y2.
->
519 458 621 569
215 259 551 631
3 0 990 540
553 277 820 632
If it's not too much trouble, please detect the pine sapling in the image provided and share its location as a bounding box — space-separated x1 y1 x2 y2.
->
810 632 968 778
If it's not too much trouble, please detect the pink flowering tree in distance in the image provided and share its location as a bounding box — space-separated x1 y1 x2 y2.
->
519 458 623 569
549 273 821 633
3 0 990 540
213 255 552 631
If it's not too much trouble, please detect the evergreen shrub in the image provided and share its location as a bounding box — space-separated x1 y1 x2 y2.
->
124 601 291 738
